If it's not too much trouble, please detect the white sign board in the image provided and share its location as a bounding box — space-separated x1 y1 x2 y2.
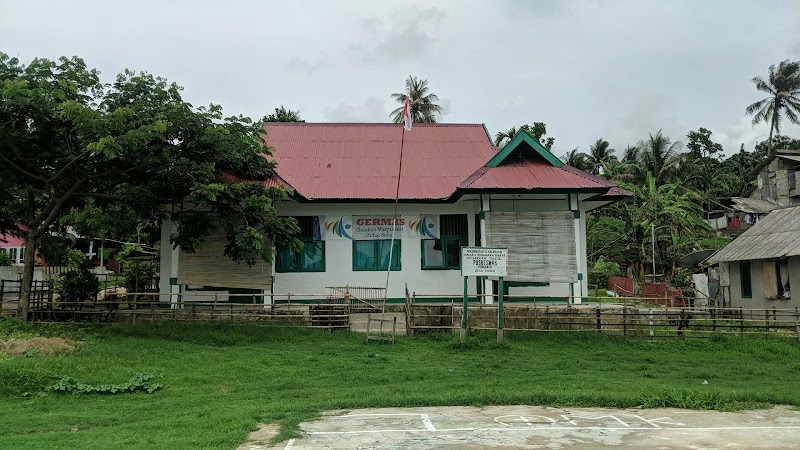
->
461 247 508 277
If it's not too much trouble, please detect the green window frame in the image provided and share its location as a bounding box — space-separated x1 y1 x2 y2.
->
740 261 752 298
352 240 401 271
421 214 468 270
276 217 326 273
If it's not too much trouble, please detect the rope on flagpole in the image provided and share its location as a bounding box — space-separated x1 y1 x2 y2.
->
384 125 406 314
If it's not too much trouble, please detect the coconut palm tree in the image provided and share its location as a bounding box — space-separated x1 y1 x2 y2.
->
586 138 616 175
745 59 800 158
638 130 683 185
390 76 443 123
561 148 590 172
494 126 520 147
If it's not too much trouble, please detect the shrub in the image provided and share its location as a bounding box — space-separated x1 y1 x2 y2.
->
588 256 622 289
54 251 100 305
117 245 159 294
0 250 11 266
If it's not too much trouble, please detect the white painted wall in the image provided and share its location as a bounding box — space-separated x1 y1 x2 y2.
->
726 257 800 310
161 193 597 302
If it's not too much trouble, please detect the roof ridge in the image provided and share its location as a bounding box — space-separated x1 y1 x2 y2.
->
262 122 485 127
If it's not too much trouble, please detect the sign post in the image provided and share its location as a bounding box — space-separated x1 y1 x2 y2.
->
461 247 508 343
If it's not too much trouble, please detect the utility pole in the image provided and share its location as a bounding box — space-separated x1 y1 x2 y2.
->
651 223 656 282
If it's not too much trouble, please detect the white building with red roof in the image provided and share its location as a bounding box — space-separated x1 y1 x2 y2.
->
160 123 630 304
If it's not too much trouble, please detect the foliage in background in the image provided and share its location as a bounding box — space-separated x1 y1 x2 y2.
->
53 251 100 304
390 75 443 123
494 122 555 149
261 105 303 123
116 245 159 294
745 59 800 157
0 251 10 266
588 256 621 289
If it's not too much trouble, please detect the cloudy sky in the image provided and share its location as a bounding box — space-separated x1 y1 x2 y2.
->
3 0 799 156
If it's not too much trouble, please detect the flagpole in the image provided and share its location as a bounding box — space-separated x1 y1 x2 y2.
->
384 125 406 311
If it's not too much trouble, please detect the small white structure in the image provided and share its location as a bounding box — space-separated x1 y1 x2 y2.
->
160 123 630 304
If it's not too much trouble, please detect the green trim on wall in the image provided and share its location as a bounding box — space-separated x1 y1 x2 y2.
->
485 130 565 168
573 210 581 219
577 273 583 281
169 277 178 286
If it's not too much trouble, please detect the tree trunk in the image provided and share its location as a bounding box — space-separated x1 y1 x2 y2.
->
768 100 777 158
16 234 38 321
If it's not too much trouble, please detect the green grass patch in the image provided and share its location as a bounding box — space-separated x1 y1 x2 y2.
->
0 321 799 448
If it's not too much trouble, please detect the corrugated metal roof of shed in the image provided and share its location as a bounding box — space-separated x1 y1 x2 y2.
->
711 206 800 262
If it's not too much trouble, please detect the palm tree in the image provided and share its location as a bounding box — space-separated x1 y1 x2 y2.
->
586 138 616 175
638 130 683 185
494 126 520 147
745 60 800 158
390 76 443 124
561 148 590 172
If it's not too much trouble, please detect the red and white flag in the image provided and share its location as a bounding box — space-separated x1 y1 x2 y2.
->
402 96 412 131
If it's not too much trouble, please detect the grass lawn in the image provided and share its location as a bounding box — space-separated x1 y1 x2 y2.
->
1 319 800 449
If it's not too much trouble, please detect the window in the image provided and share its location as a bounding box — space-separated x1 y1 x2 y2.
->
0 247 24 265
421 214 468 270
276 217 325 272
740 261 752 298
353 240 401 271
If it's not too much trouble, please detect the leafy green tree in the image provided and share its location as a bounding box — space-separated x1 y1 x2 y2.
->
754 134 800 156
638 130 684 185
493 122 555 149
0 53 300 320
745 59 800 158
390 76 443 123
586 138 616 175
685 128 723 158
261 106 303 123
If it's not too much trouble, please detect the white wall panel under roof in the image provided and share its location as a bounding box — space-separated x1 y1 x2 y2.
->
485 212 577 283
177 230 272 290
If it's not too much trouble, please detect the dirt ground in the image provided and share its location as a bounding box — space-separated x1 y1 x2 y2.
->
0 337 78 356
241 405 800 449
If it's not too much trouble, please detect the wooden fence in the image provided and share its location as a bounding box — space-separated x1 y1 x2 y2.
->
407 302 800 339
23 292 365 330
10 288 800 340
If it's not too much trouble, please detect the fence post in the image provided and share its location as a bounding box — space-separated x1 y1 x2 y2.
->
648 308 654 338
795 307 800 343
740 307 744 335
711 307 716 333
622 307 627 337
765 309 770 339
595 307 601 332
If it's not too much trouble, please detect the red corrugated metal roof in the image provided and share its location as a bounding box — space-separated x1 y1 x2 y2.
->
459 159 610 191
262 123 629 200
264 123 496 200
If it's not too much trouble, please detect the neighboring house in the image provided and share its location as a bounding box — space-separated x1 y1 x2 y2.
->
710 205 799 309
0 232 26 265
705 149 800 236
159 123 631 304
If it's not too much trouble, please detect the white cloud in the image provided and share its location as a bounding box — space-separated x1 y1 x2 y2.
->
322 97 388 122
